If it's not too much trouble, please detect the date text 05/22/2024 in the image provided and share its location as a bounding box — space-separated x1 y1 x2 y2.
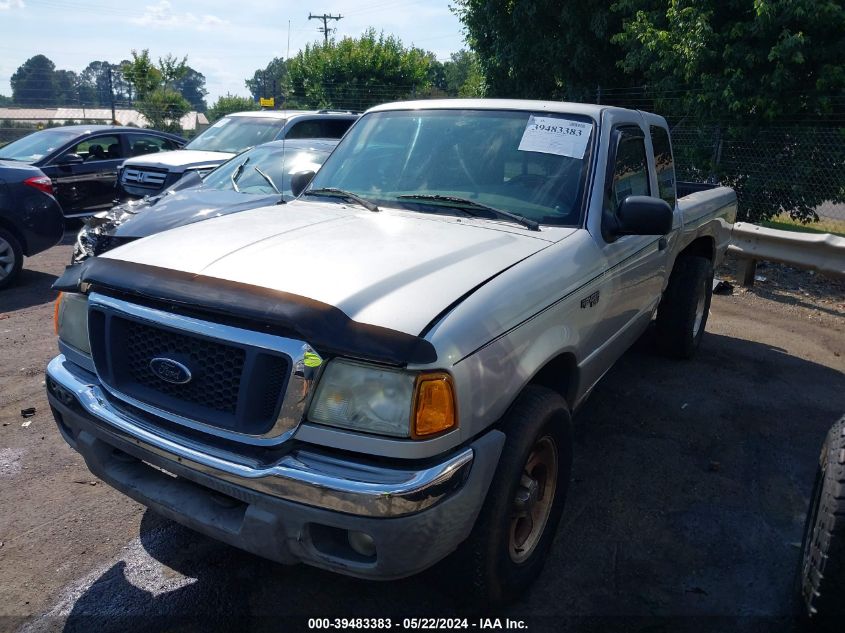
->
307 618 529 630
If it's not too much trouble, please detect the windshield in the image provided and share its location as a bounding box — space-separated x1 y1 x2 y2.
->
202 144 331 197
308 109 594 226
185 116 285 153
0 128 80 163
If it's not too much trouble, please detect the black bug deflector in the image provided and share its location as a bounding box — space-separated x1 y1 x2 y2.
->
52 258 437 367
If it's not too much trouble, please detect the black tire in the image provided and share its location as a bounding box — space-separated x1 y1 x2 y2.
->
655 255 713 359
449 386 572 606
796 416 845 625
0 227 24 290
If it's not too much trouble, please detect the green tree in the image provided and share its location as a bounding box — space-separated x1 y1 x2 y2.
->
207 94 259 121
122 49 190 133
53 69 79 106
158 53 188 90
174 67 208 111
613 0 845 122
122 50 160 100
10 54 58 106
286 29 435 110
452 1 639 101
442 50 485 97
613 0 845 222
138 88 191 134
245 57 289 103
79 61 116 107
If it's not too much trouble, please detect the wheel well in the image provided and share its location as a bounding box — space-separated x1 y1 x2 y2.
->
679 236 714 261
0 217 27 254
528 353 577 409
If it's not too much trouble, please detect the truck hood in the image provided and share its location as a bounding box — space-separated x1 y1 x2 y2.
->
122 149 233 172
104 201 568 336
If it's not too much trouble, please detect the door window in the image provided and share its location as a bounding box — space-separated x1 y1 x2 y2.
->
61 135 121 162
127 134 181 157
650 125 676 207
608 127 650 211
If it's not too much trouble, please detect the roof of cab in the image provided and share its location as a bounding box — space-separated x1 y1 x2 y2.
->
28 124 185 139
225 110 360 119
365 99 670 129
367 99 609 117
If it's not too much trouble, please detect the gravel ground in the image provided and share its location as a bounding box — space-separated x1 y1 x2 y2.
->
0 235 843 633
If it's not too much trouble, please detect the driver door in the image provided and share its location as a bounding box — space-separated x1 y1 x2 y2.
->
52 134 123 216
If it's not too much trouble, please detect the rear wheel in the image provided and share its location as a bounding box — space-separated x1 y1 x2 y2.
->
796 416 845 626
449 386 572 605
655 255 713 359
0 228 23 290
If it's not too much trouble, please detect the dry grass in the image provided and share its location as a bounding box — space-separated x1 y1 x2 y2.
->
762 213 845 237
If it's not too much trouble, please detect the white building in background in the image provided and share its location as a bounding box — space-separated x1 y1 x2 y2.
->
0 107 209 131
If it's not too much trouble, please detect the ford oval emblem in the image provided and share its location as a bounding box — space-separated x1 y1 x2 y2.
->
149 357 192 385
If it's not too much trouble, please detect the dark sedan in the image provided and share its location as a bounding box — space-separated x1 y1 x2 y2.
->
0 160 64 289
0 126 185 218
73 138 337 262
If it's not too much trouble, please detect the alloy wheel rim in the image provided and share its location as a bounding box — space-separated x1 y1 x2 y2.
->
0 237 14 280
508 435 558 563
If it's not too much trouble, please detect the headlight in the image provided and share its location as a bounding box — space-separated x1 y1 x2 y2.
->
54 292 90 355
308 359 457 438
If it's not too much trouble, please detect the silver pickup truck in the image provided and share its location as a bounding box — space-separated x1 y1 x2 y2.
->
47 100 735 604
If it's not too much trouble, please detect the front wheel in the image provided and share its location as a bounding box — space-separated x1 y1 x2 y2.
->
655 255 714 359
449 386 572 605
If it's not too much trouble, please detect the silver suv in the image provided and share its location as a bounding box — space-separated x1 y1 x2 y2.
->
118 110 358 198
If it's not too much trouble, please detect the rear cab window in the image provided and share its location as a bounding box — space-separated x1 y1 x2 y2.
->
649 125 676 207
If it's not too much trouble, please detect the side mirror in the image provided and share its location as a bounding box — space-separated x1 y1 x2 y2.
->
290 170 316 198
613 196 673 237
57 153 84 166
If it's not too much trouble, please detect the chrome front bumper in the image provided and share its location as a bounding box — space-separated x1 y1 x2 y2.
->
46 354 480 519
48 354 505 578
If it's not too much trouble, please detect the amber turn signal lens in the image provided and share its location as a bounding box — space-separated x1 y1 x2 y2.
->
53 292 64 335
412 373 457 438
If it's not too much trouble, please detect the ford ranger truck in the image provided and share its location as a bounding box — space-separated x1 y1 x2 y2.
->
47 100 736 604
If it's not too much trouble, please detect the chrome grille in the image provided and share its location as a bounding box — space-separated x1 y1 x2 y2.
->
88 301 293 435
124 319 246 415
121 167 168 189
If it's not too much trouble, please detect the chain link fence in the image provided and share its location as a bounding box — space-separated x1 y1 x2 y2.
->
669 123 845 224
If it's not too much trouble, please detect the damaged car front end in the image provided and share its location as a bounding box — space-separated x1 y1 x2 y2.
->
73 138 338 263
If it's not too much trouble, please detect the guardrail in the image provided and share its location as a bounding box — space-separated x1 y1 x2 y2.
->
728 222 845 286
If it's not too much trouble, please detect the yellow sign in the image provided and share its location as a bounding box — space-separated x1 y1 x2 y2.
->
259 97 275 108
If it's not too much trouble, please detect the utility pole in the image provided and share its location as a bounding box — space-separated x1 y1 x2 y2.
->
309 12 342 44
107 66 116 123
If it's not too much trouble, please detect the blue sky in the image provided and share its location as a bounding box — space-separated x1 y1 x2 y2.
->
0 0 467 104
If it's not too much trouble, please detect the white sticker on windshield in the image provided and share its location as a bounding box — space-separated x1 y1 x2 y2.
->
518 116 592 159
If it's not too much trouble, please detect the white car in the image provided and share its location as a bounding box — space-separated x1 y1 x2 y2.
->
118 110 357 197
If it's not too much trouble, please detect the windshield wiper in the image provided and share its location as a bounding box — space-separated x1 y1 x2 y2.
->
230 158 249 193
303 187 380 212
396 194 540 231
253 166 282 196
